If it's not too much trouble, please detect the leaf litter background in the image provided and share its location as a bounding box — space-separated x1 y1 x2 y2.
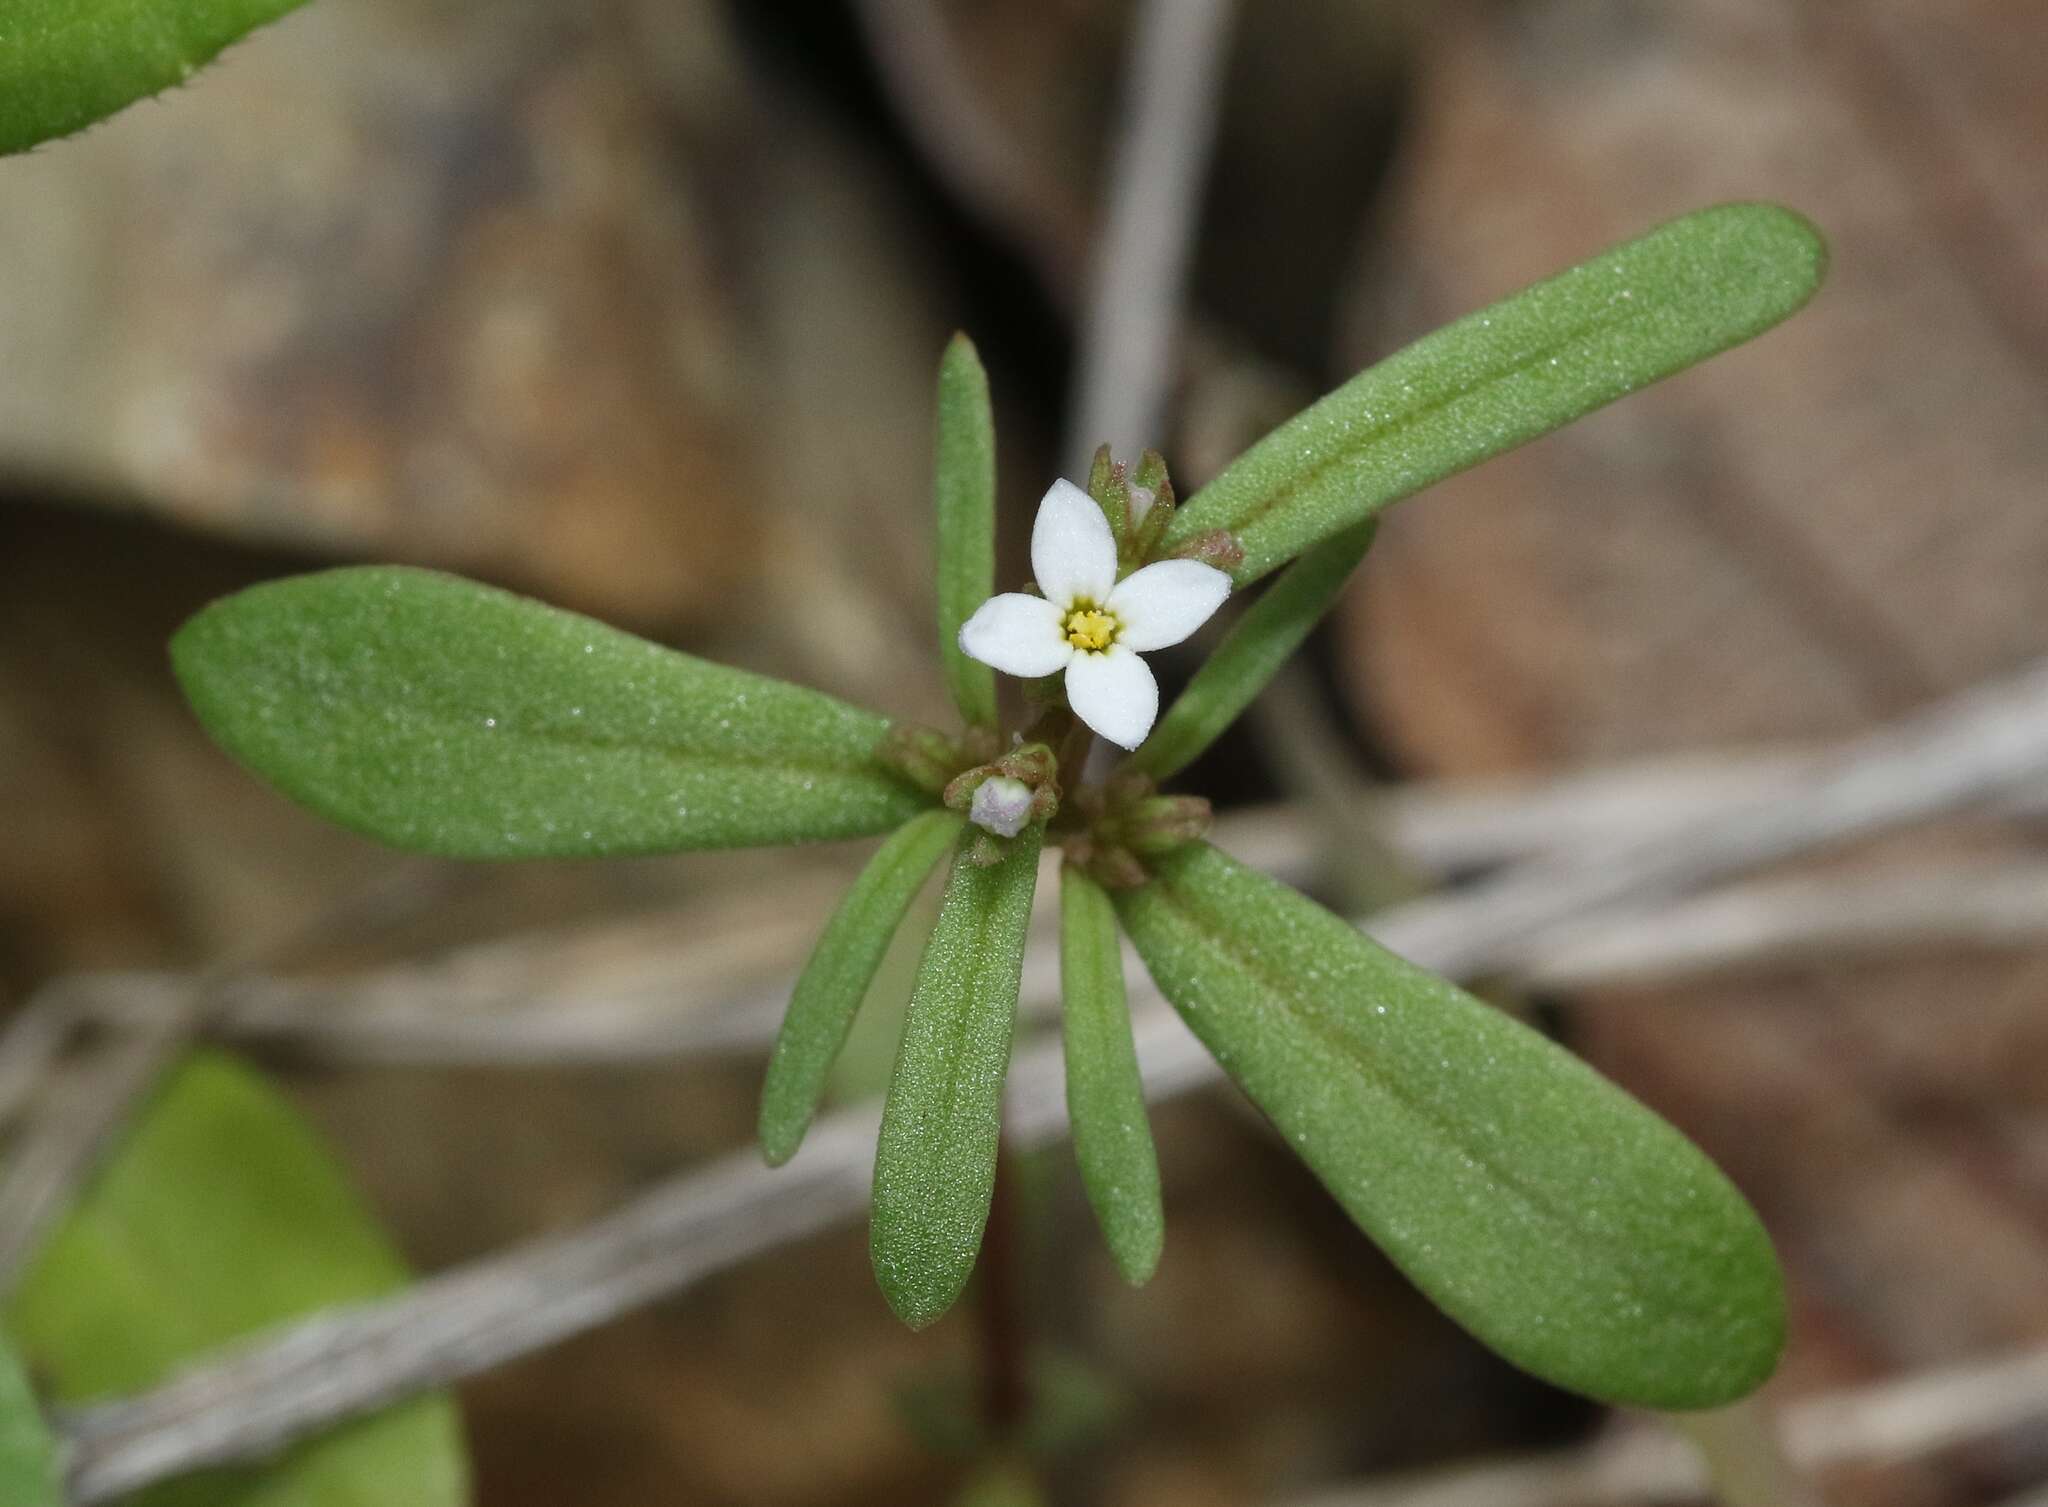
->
3 1 2048 1503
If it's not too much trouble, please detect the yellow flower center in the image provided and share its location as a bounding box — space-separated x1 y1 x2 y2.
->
1063 607 1119 653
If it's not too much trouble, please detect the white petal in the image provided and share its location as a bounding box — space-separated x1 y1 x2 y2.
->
1031 479 1117 608
1065 645 1158 750
1106 560 1231 651
958 593 1072 678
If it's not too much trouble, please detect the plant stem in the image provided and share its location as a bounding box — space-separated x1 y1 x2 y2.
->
1054 722 1096 803
1018 703 1074 756
977 1141 1030 1438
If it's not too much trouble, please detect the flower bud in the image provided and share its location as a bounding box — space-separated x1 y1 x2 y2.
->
879 724 970 796
1122 795 1214 855
968 776 1035 839
1169 529 1245 573
1086 443 1132 545
943 741 1060 832
995 743 1058 787
1083 842 1150 890
884 720 1003 794
1129 450 1176 556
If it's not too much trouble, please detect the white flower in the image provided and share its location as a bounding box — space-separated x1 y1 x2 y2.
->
957 479 1231 749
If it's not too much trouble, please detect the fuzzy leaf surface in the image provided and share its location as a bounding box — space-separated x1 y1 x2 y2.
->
1131 519 1377 781
172 566 930 858
761 808 965 1165
1060 866 1163 1284
1164 204 1826 583
934 334 1000 729
0 1337 59 1507
871 826 1043 1327
0 0 306 155
1115 844 1785 1409
5 1053 468 1506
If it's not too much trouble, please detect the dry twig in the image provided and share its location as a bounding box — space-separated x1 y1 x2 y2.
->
43 855 2048 1070
0 865 455 1292
0 1011 187 1290
1381 659 2048 978
1064 0 1236 471
54 656 2048 1501
1287 1347 2048 1506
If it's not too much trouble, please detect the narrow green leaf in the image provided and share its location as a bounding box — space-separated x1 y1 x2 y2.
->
871 825 1044 1328
761 808 966 1165
1059 865 1163 1285
934 334 1000 729
1115 845 1785 1409
0 0 307 156
0 1337 59 1507
1130 518 1377 782
1164 203 1827 583
172 566 931 858
827 872 944 1106
5 1052 468 1507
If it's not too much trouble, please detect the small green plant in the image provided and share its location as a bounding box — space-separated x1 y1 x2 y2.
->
7 1058 468 1506
169 202 1825 1411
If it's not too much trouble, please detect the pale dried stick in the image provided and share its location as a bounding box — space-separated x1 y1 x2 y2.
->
1065 0 1236 471
1287 1346 2048 1506
56 655 2048 1499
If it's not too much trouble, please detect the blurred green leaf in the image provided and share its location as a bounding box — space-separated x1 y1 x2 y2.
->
0 1337 59 1507
761 809 965 1165
172 566 930 858
935 334 999 730
1131 518 1377 782
1115 845 1785 1409
871 825 1043 1328
1058 866 1161 1285
1164 203 1827 583
0 0 307 155
5 1052 468 1507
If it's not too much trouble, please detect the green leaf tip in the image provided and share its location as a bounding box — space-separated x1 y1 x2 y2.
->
172 566 931 859
934 333 1000 730
1116 844 1785 1409
760 808 965 1166
0 0 310 156
1165 202 1828 584
871 824 1044 1328
1060 865 1163 1285
5 1051 468 1504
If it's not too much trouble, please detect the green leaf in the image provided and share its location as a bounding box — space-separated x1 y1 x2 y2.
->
4 1052 468 1507
1115 845 1785 1409
934 334 1000 729
761 808 966 1165
0 0 307 156
1163 203 1827 583
1130 518 1377 782
871 824 1044 1328
172 566 931 858
1059 866 1163 1285
0 1337 60 1507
